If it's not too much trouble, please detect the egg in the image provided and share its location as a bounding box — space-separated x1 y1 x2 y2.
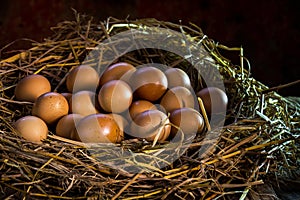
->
99 62 136 86
66 65 99 92
119 68 136 84
169 108 204 140
32 92 69 125
130 110 170 142
130 66 168 101
70 90 100 116
196 87 228 115
61 92 72 102
14 116 48 143
107 113 127 140
14 74 51 102
98 80 132 113
160 86 195 113
73 114 122 143
164 68 191 89
55 114 83 139
129 100 157 120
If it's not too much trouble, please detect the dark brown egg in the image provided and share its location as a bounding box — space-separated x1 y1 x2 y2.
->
66 65 99 92
130 66 168 101
32 92 69 125
164 68 191 89
107 113 127 141
196 87 228 115
169 108 204 139
99 62 135 86
98 80 133 113
130 110 170 142
73 114 122 143
129 100 157 120
160 86 195 113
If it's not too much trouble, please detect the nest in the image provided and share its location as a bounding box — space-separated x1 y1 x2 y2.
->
0 12 299 199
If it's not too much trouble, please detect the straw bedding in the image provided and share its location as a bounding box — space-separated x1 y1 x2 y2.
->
0 12 299 199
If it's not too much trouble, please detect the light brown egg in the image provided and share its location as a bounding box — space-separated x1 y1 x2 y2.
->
130 66 168 101
32 92 69 125
98 80 132 113
129 100 157 120
99 62 135 86
14 74 51 102
196 87 228 115
164 68 191 89
160 86 195 113
73 114 122 143
55 114 83 139
14 116 48 143
66 65 99 92
70 91 100 116
130 110 170 142
169 108 204 140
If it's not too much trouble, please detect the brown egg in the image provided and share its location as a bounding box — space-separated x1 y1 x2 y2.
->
74 114 122 143
160 86 195 113
66 65 99 92
55 114 83 139
129 100 157 120
164 68 191 89
196 87 228 115
14 116 48 143
14 74 51 102
119 68 136 84
70 91 100 116
98 80 132 113
130 110 170 142
130 66 168 101
99 62 135 86
107 113 127 141
61 92 72 102
32 92 69 125
169 108 204 139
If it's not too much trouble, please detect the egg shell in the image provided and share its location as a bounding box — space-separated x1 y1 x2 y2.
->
14 74 51 102
130 66 168 101
66 65 99 92
98 80 133 113
56 114 83 139
107 113 127 140
169 108 205 140
99 62 135 86
74 114 122 143
70 91 100 116
164 68 191 89
32 92 69 125
130 110 170 142
129 100 157 120
160 86 195 113
14 116 48 143
61 92 72 102
119 68 136 85
196 87 228 115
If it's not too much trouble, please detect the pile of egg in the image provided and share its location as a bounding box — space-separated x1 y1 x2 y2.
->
14 62 228 144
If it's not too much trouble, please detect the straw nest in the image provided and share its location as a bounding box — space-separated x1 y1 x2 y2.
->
0 12 299 199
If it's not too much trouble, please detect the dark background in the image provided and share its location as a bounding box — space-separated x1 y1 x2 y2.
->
0 0 299 96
